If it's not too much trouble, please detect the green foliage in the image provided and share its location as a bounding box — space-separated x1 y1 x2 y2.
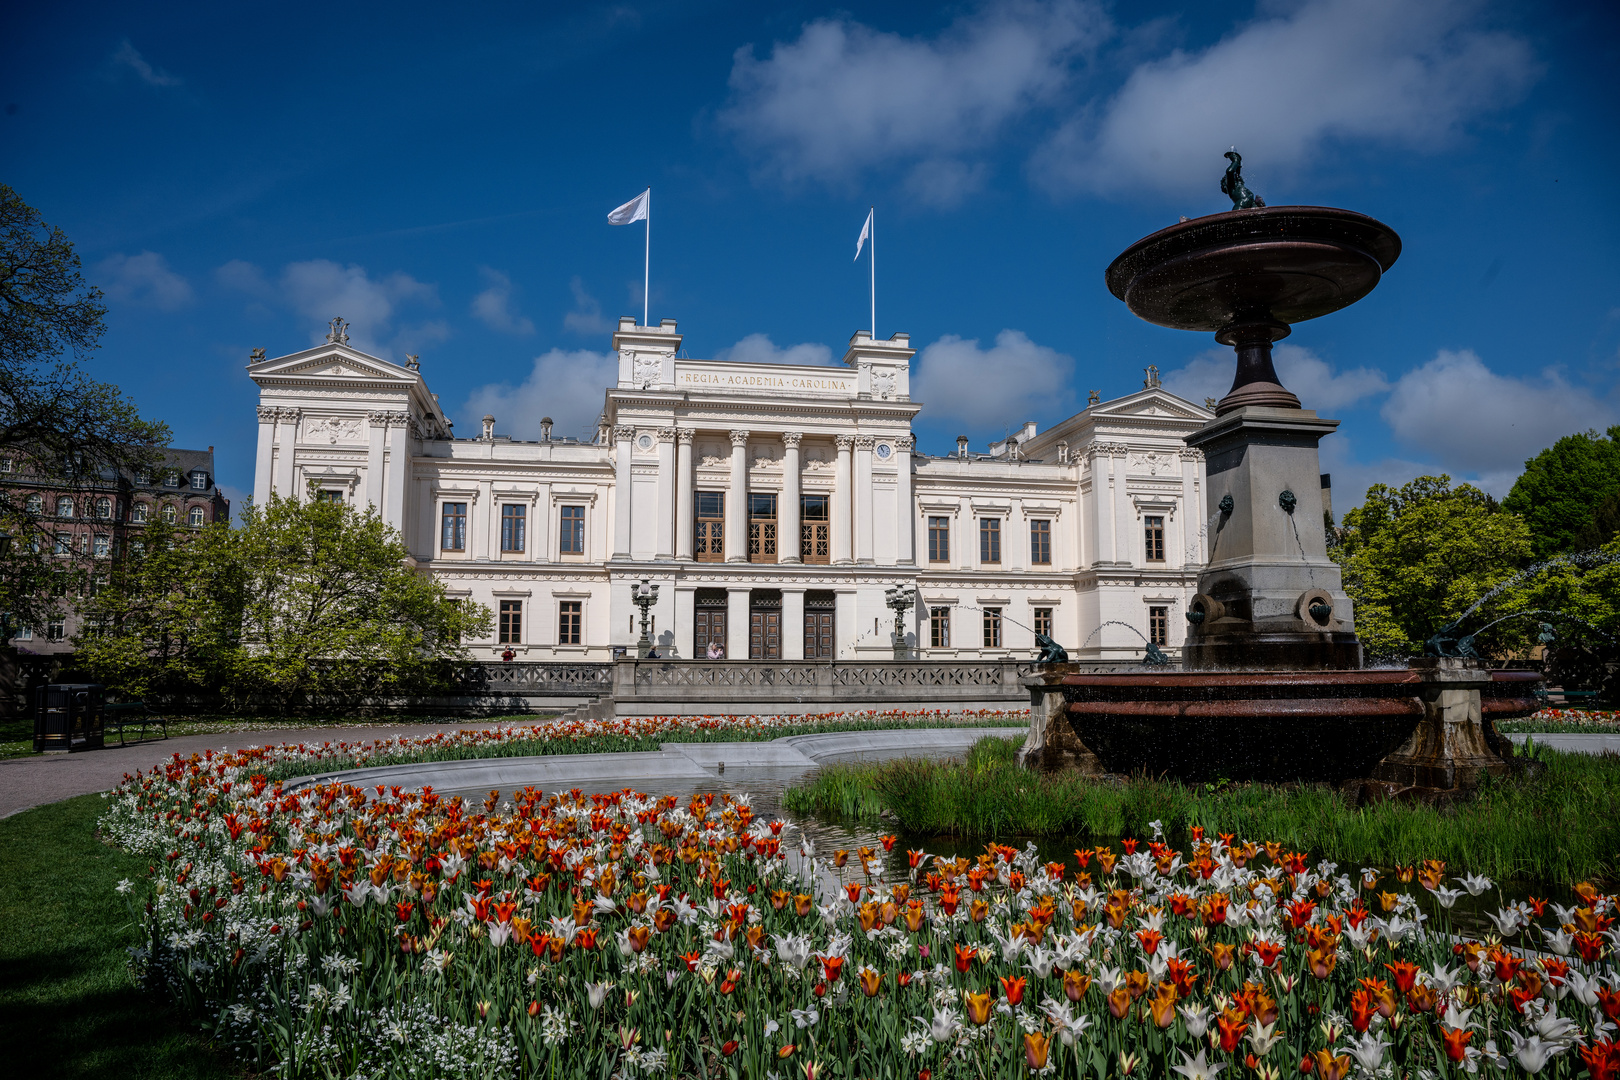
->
1332 475 1534 658
0 794 231 1079
785 737 1620 884
1503 427 1620 560
76 492 492 709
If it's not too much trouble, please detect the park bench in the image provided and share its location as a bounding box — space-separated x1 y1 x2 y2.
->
103 701 168 746
1533 686 1605 707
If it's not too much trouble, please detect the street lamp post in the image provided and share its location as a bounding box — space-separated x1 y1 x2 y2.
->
631 578 659 658
884 584 917 660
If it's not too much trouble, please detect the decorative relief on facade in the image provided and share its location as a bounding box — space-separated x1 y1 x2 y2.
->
304 415 364 444
632 353 662 386
1131 450 1177 476
872 370 896 398
750 444 782 469
802 446 834 470
698 443 727 466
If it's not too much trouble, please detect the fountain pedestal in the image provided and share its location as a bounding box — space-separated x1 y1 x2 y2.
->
1183 406 1360 670
1370 658 1519 790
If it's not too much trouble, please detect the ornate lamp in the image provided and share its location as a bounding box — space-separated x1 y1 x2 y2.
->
884 585 917 660
631 579 659 658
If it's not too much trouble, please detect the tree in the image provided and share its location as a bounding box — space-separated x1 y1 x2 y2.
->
0 184 170 470
77 494 491 709
1333 476 1534 659
1502 427 1620 560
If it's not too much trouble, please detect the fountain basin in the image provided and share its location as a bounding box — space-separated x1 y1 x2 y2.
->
1054 667 1539 783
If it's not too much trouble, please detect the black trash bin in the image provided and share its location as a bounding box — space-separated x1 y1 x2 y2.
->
33 683 105 752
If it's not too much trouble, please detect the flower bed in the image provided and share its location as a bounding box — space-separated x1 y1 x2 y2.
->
214 708 1030 786
103 748 1620 1079
1502 709 1620 733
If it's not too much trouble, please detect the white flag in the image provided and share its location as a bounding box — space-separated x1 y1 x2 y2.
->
854 208 872 260
608 189 649 225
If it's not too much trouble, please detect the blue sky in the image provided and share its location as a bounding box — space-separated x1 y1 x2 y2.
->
4 0 1617 511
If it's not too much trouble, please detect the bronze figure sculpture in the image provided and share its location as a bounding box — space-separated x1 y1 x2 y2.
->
1220 151 1266 210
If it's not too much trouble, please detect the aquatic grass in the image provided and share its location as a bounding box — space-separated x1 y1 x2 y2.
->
784 736 1620 885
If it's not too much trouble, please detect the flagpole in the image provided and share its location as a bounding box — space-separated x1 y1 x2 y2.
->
869 206 876 338
644 189 651 328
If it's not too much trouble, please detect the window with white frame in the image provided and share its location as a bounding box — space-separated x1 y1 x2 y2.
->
56 496 74 518
188 507 205 527
94 535 109 558
161 504 177 524
25 494 42 514
95 497 112 519
190 472 208 490
132 502 149 523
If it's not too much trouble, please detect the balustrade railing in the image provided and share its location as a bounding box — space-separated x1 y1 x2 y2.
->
612 659 1037 705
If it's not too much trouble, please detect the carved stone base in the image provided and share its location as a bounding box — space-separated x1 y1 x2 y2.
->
1371 658 1516 790
1018 667 1105 775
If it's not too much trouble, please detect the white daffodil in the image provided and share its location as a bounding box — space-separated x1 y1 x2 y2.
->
1343 1031 1390 1073
586 980 613 1010
927 1007 960 1043
1180 1003 1212 1039
1429 885 1464 909
1507 1031 1567 1073
1247 1020 1284 1056
1456 873 1492 896
1542 927 1573 956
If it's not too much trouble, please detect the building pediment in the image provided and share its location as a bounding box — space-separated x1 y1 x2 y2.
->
1089 388 1210 423
250 344 412 383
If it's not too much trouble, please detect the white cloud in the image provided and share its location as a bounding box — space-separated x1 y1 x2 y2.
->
562 277 611 337
1381 349 1616 477
95 251 193 310
912 329 1074 426
714 333 834 367
214 259 271 297
1163 344 1389 411
720 1 1108 189
277 259 439 355
461 349 618 441
470 268 534 335
112 40 180 87
1035 0 1538 197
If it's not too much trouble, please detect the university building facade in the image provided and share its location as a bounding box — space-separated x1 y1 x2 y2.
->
248 318 1212 662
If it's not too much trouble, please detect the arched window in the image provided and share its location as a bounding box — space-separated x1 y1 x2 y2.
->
55 497 74 518
161 504 177 524
131 502 148 523
95 497 112 519
25 494 42 514
187 507 205 527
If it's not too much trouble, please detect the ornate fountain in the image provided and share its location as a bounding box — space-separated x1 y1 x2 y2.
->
1023 155 1540 788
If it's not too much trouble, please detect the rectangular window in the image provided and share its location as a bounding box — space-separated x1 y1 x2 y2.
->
14 625 31 641
500 504 526 552
190 473 208 490
1033 607 1053 640
499 599 523 644
441 502 467 551
47 620 65 642
1149 606 1169 646
800 495 830 564
1030 520 1052 565
0 457 11 472
558 601 582 645
748 492 777 563
1144 515 1166 562
930 607 951 648
558 505 585 555
982 607 1003 648
979 518 1001 564
695 491 724 562
91 573 109 596
315 489 343 503
54 533 69 556
928 517 950 562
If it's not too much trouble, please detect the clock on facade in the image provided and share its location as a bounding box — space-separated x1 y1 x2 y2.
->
636 433 653 450
875 443 892 460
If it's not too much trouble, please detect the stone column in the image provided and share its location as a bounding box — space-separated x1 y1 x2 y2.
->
782 588 806 659
533 482 551 563
254 406 276 504
894 435 915 565
365 413 387 509
779 432 803 564
383 414 410 531
726 430 749 563
655 428 676 560
612 425 635 559
1181 448 1204 563
833 435 854 565
273 408 299 496
727 587 750 659
675 429 695 561
1112 445 1133 565
854 435 876 564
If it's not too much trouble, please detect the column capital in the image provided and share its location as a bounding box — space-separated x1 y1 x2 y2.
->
894 435 915 451
853 435 876 451
834 434 855 450
276 406 301 421
780 431 803 448
257 405 279 422
613 425 637 442
729 429 751 447
1179 447 1204 460
656 427 677 443
676 427 696 444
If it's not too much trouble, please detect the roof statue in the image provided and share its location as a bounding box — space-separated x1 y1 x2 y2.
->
1220 151 1266 210
1143 365 1161 389
325 316 350 345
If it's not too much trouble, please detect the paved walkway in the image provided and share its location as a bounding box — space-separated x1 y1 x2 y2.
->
0 723 479 819
1506 732 1620 754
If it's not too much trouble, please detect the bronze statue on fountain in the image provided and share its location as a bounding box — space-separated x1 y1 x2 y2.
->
1021 156 1541 787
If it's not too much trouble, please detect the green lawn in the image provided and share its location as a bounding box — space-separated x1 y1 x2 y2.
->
0 794 233 1079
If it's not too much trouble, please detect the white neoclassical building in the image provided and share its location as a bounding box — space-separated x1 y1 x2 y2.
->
248 317 1213 662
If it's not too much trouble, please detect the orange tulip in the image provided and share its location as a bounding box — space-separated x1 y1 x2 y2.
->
1063 969 1091 1002
1349 989 1376 1033
999 975 1027 1006
1312 1050 1354 1080
963 990 993 1026
1307 946 1337 979
1148 981 1177 1028
1209 942 1237 971
625 925 651 953
1442 1027 1473 1062
858 967 882 998
954 944 978 973
1023 1031 1051 1070
1106 984 1131 1019
1216 1010 1248 1053
794 893 814 917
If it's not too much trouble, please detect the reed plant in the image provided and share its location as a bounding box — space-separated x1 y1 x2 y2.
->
782 737 1620 885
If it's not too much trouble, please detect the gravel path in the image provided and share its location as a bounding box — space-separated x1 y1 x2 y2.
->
0 723 482 819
